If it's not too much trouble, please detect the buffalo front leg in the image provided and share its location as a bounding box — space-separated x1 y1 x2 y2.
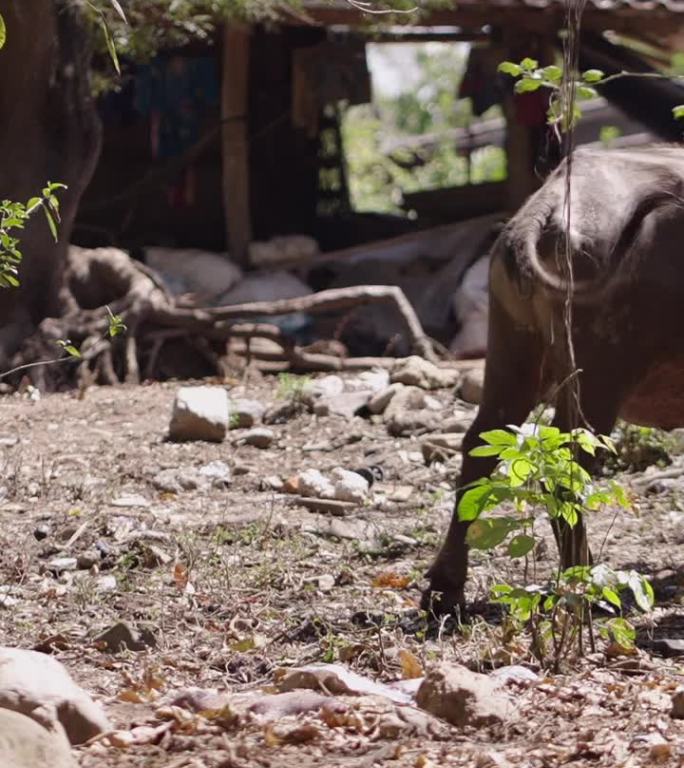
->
423 297 543 615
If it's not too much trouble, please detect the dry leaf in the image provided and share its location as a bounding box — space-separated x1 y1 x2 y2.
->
173 563 189 591
399 649 424 679
372 570 411 589
118 688 145 703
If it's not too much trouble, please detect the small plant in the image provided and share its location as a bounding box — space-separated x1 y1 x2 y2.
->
606 421 673 474
276 372 311 403
459 424 653 668
498 57 684 131
0 183 66 289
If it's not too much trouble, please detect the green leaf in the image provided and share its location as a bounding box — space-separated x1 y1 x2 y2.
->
601 586 621 608
480 429 517 447
498 61 521 77
457 483 497 522
0 13 6 51
520 57 539 72
582 69 604 83
42 206 58 242
466 517 518 550
515 78 543 94
626 572 654 612
101 18 120 75
508 534 535 558
577 85 599 101
673 104 684 120
607 617 636 647
542 65 563 82
509 457 534 487
469 444 503 457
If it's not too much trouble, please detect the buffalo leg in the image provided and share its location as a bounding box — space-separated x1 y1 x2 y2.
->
423 296 543 615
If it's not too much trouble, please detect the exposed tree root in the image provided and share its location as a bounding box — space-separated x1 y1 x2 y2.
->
10 246 456 389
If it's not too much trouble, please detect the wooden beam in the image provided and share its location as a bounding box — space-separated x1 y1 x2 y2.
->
221 24 252 267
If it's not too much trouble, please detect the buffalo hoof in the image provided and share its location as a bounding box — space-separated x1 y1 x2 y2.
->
420 578 466 618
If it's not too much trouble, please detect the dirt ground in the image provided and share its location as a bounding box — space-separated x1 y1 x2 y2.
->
1 370 684 767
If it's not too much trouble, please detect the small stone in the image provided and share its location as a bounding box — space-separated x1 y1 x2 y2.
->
0 708 76 768
46 558 78 575
459 367 485 405
0 646 110 744
386 410 441 437
671 686 684 718
422 433 464 464
198 460 232 487
261 475 284 491
391 357 460 390
168 386 229 443
230 398 265 429
152 468 199 493
416 664 516 727
33 525 50 541
95 575 117 593
316 574 336 591
242 428 275 449
491 665 539 684
367 383 403 415
330 467 370 504
76 551 99 570
94 621 155 654
111 494 150 508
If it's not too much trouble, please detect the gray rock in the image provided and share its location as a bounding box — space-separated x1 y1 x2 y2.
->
0 708 75 768
416 664 516 727
151 468 199 493
391 356 461 390
169 386 229 442
296 469 336 499
94 621 156 654
386 410 441 437
422 433 464 464
491 665 539 684
230 398 266 429
367 383 404 415
459 367 485 405
46 558 78 575
330 467 369 503
76 551 99 570
672 687 684 718
0 646 110 745
383 385 430 420
242 428 275 449
198 460 232 487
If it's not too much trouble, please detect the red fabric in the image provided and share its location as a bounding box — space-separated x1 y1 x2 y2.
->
514 91 549 127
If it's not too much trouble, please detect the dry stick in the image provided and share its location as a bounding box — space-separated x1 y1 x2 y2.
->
152 285 437 361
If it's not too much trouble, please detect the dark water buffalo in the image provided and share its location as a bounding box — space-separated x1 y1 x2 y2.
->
425 146 684 614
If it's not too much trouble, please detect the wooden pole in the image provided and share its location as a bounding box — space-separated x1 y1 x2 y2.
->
221 24 252 267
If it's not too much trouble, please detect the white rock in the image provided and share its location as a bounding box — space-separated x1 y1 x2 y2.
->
330 468 370 503
303 375 345 400
46 558 78 574
297 469 336 500
0 646 110 744
0 708 75 768
346 370 390 393
249 234 319 267
111 493 150 508
145 247 242 300
169 386 229 443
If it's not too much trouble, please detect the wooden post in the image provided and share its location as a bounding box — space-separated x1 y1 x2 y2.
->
221 24 252 267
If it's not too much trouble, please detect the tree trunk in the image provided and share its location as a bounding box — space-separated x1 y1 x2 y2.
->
0 0 101 365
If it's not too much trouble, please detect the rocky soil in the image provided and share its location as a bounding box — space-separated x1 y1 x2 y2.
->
1 363 684 767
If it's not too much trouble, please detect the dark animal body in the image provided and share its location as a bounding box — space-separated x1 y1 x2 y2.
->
425 146 684 614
